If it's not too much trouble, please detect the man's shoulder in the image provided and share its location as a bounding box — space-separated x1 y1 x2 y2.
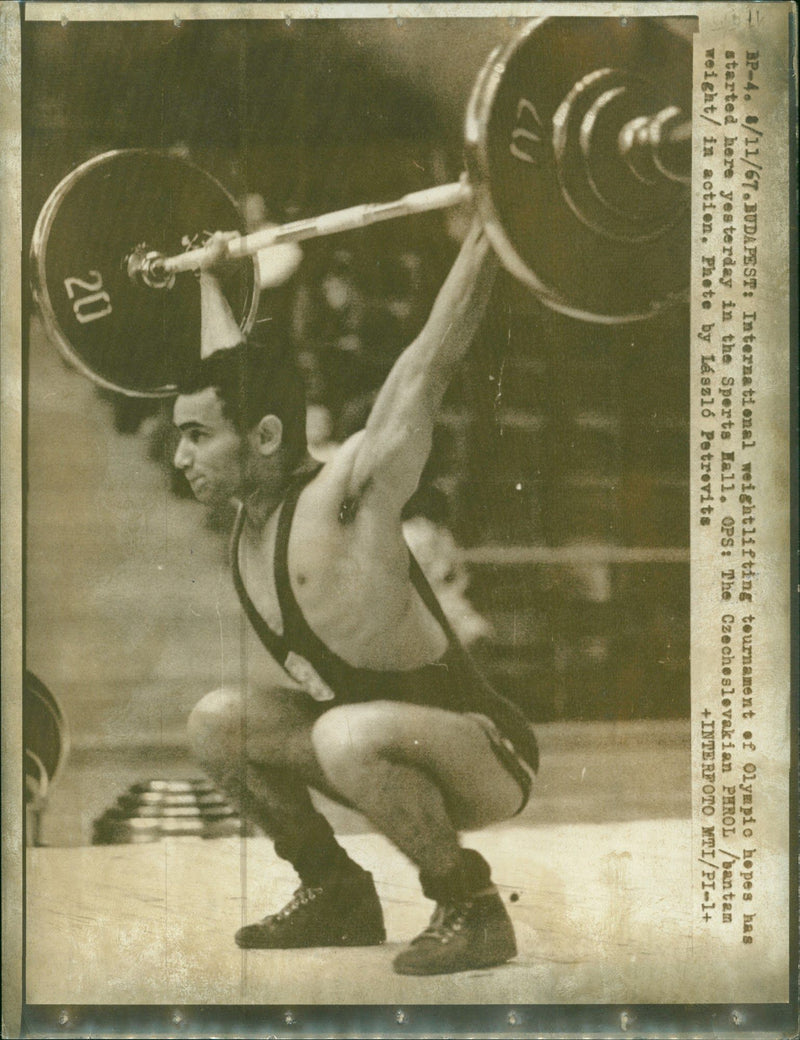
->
307 432 364 479
292 431 404 538
294 434 364 507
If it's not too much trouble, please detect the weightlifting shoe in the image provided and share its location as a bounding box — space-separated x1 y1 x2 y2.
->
393 889 516 975
235 866 386 949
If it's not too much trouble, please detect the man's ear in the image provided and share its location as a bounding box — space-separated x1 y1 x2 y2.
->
253 414 283 457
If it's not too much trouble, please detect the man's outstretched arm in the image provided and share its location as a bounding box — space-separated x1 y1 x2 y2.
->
340 219 499 510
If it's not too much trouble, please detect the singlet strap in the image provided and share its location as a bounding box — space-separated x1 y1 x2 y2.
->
274 467 321 641
230 502 291 664
407 553 461 647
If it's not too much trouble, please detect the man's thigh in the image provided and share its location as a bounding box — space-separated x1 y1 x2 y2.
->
312 700 531 829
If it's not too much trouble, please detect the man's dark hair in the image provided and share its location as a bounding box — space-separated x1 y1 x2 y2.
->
178 335 307 466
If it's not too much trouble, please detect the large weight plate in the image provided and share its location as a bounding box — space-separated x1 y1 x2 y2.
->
466 18 691 323
31 150 259 397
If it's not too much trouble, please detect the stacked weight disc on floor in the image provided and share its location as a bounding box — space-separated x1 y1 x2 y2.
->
93 779 243 844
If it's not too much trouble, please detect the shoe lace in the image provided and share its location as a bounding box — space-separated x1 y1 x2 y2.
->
414 900 473 945
273 884 323 922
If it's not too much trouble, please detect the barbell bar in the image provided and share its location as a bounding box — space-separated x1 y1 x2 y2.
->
31 17 691 399
146 180 475 281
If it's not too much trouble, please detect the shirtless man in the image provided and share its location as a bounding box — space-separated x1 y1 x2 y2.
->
173 220 538 976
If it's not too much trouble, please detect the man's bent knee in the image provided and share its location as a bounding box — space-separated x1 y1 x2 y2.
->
187 687 243 771
311 702 398 785
189 685 324 781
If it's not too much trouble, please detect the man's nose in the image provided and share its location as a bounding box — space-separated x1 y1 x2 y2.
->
173 437 191 470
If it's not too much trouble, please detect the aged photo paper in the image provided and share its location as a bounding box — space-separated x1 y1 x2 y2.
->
2 3 796 1037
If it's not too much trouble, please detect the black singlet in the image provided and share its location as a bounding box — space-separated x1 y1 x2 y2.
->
231 468 538 774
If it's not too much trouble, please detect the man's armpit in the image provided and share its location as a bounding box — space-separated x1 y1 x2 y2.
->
337 477 373 525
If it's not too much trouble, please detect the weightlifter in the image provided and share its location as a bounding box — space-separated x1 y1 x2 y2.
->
173 219 539 976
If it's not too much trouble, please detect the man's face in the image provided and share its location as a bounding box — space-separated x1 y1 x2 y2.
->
172 388 245 505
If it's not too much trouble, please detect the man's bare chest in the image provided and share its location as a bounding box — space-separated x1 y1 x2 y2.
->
236 500 447 670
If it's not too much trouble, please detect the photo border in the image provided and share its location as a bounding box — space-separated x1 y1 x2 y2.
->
3 3 797 1037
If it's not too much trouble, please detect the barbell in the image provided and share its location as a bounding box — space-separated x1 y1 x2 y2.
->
30 17 691 399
